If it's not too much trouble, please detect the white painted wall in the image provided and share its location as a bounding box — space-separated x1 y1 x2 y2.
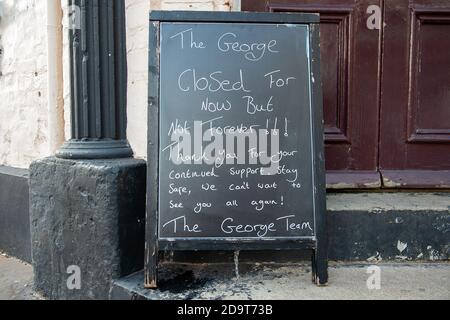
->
155 0 234 11
0 0 235 168
125 0 151 160
0 0 49 168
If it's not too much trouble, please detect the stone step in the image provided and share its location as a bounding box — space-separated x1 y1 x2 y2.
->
110 262 450 300
327 192 449 262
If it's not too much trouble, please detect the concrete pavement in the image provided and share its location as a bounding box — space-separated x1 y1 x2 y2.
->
1 253 448 300
0 254 38 300
113 261 450 300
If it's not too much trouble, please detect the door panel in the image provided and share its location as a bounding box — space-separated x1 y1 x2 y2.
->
243 0 450 188
380 0 450 187
243 0 382 188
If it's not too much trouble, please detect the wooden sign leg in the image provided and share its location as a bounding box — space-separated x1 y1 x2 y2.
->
315 259 328 286
311 250 317 284
309 21 328 286
314 241 328 286
146 19 160 290
144 193 159 289
145 242 159 289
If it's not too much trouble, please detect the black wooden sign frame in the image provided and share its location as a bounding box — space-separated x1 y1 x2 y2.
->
146 11 328 288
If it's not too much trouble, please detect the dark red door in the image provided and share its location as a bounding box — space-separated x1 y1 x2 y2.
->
243 0 383 189
380 0 450 188
243 0 450 189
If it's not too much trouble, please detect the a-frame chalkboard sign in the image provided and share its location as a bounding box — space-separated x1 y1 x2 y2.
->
146 11 328 288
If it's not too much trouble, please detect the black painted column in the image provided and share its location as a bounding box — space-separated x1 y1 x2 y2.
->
57 0 133 159
31 1 145 300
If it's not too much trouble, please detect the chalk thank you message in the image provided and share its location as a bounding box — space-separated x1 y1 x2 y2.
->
159 23 316 240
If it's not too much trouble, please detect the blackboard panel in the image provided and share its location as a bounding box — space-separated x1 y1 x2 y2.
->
158 22 316 240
